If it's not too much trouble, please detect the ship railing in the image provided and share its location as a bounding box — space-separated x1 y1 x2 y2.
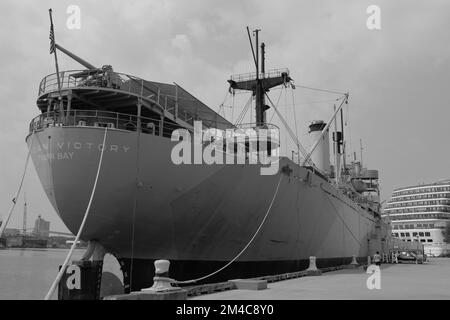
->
198 123 281 151
29 111 281 144
234 122 279 130
38 70 216 129
233 123 280 143
29 110 185 138
389 213 450 221
230 68 290 83
38 69 162 97
38 70 184 112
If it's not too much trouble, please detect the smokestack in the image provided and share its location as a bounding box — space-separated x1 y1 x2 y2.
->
308 121 331 173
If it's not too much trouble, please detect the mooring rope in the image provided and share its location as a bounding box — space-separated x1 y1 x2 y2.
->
0 133 35 237
44 127 108 300
175 174 284 285
129 121 143 290
320 183 362 246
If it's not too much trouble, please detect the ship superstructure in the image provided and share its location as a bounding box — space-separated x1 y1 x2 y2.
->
27 28 394 291
382 180 450 256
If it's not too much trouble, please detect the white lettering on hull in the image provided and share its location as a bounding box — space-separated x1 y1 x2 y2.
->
38 152 75 161
32 141 131 161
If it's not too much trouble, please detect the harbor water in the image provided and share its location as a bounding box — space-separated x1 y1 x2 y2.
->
0 248 122 300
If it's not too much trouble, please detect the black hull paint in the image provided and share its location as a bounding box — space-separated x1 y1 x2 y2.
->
119 257 362 292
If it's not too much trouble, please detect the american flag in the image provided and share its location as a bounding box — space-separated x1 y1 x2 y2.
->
49 23 55 54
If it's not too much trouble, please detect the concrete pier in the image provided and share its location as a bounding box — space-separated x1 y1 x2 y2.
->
192 258 450 300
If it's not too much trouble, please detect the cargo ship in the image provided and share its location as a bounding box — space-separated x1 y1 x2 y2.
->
28 28 393 291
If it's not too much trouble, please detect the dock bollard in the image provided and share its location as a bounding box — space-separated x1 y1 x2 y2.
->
105 260 187 300
306 256 322 276
343 255 359 269
143 260 178 292
139 260 187 299
345 255 359 269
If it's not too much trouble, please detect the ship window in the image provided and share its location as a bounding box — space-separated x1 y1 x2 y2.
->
405 232 410 237
400 233 405 237
419 232 424 237
394 233 399 237
425 232 431 236
420 239 426 243
413 232 417 236
427 239 433 242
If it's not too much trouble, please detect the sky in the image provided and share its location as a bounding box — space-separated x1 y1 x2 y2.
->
0 0 449 233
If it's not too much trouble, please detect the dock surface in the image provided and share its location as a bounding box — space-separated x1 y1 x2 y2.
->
192 258 450 300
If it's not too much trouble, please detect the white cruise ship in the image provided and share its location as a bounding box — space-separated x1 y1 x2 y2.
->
382 180 450 256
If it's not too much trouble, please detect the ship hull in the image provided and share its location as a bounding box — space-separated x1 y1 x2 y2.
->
27 126 384 290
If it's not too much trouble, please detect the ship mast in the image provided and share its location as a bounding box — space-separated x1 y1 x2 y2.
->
228 27 291 127
253 29 267 126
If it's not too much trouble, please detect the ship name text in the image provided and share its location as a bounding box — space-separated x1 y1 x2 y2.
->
31 141 131 161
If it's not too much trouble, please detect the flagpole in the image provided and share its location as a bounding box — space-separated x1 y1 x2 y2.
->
48 9 64 117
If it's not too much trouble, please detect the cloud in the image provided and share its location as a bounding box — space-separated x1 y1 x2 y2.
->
171 34 192 53
187 20 208 40
1 0 450 230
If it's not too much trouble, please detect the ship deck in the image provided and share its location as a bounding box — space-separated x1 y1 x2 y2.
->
36 69 234 131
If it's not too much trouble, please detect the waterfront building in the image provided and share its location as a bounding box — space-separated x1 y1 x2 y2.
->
33 215 50 238
382 180 450 256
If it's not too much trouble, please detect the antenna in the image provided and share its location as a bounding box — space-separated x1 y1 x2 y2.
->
254 29 260 79
246 26 257 70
